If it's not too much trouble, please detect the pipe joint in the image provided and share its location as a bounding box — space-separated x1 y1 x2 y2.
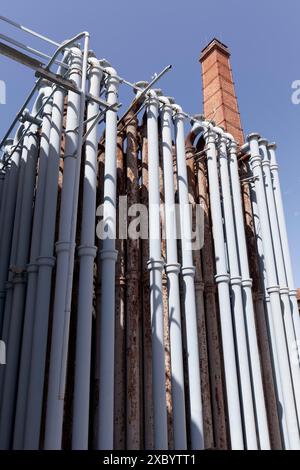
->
99 248 118 262
147 259 164 272
215 273 230 284
241 278 253 288
230 276 242 286
26 263 38 274
266 285 280 294
289 289 297 298
165 263 181 275
279 287 290 295
55 241 76 254
37 256 56 268
77 245 97 258
181 266 196 278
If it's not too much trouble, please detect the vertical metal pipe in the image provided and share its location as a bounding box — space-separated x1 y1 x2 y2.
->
227 139 270 449
23 71 67 449
44 46 85 449
96 65 119 450
0 127 24 331
196 123 244 449
250 181 289 448
13 84 53 449
72 58 102 450
217 133 258 449
173 105 203 450
159 97 187 449
268 143 300 350
247 133 300 449
0 121 39 449
142 87 168 450
125 112 141 450
259 138 300 422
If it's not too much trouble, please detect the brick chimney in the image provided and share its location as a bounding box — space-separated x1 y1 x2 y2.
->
199 38 244 146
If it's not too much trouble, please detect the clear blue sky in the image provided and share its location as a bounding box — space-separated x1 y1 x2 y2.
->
1 0 300 285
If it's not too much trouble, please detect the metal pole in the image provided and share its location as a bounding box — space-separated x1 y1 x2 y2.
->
96 64 120 450
23 54 68 450
259 138 300 423
44 46 84 449
72 58 102 449
247 133 300 449
268 143 300 347
194 123 244 449
228 139 270 449
160 97 187 450
217 132 258 449
173 104 204 450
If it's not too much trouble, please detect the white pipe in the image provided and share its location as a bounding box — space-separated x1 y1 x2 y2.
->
72 58 102 449
227 138 270 449
134 84 168 450
0 126 24 331
217 131 258 449
250 180 290 448
159 96 187 450
13 83 53 449
173 104 204 450
96 64 120 450
247 133 300 449
192 120 244 449
259 138 300 423
44 46 84 449
0 118 39 448
268 143 300 351
23 60 68 450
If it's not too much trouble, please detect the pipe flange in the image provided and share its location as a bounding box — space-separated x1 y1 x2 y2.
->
270 164 279 171
215 273 230 284
55 241 75 254
100 248 118 262
147 259 164 272
181 266 196 277
247 132 261 142
165 263 181 275
268 142 277 151
242 278 253 288
279 287 290 295
289 289 298 298
27 263 38 274
77 244 97 258
37 256 56 268
267 285 280 294
230 276 242 286
258 138 268 147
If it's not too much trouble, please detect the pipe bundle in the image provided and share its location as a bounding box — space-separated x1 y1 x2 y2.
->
0 48 299 451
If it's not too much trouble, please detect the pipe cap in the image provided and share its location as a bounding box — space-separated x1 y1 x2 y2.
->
247 132 260 142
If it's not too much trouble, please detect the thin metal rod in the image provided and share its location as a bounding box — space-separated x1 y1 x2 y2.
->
0 14 60 46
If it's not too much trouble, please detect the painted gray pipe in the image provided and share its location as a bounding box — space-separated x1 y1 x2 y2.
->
131 83 168 449
268 143 300 350
0 115 40 448
43 46 86 449
159 95 187 450
192 120 244 449
227 139 270 449
13 84 53 449
173 104 204 450
72 57 102 449
23 58 68 450
0 126 24 331
217 131 258 449
250 180 290 448
259 138 300 423
247 133 300 449
96 64 120 450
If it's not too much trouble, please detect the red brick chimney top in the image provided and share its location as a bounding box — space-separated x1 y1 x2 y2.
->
200 38 230 62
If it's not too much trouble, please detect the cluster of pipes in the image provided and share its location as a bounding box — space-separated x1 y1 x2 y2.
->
0 31 299 452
